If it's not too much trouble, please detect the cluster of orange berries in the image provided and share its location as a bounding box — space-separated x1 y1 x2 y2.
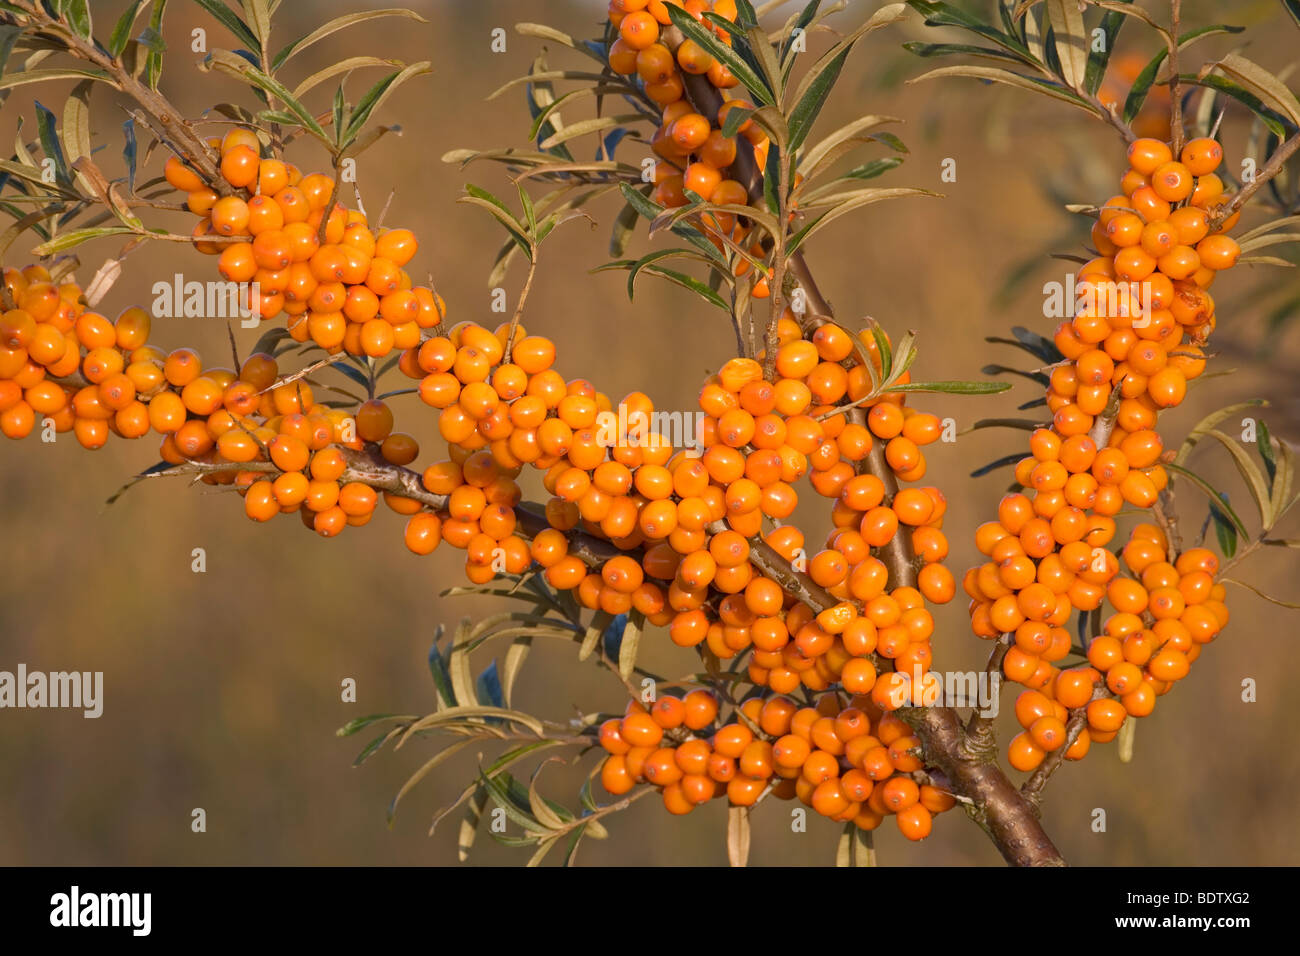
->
403 308 966 835
598 689 956 839
165 128 444 356
0 264 146 446
606 1 778 292
1003 527 1228 770
5 80 972 841
964 137 1237 772
408 313 954 707
0 262 432 535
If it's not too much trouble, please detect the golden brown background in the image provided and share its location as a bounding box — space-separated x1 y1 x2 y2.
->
1 0 1297 866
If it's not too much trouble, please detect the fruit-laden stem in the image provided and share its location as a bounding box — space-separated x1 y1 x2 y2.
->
789 254 1067 866
10 1 227 192
661 33 1063 858
964 637 1009 755
1212 128 1300 230
663 26 765 205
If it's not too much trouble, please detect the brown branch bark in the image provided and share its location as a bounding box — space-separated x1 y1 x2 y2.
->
1211 128 1300 230
9 2 228 193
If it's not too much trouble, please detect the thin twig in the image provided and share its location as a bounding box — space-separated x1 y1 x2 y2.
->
505 253 538 364
1168 0 1184 155
1212 129 1300 231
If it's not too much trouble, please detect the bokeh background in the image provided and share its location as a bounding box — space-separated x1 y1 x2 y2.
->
1 0 1297 866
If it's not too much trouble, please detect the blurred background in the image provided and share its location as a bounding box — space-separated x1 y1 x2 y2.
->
0 0 1297 866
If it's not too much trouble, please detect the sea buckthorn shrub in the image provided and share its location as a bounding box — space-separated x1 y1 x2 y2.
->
1 0 1297 867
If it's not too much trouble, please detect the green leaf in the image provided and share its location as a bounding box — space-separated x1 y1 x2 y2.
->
608 198 640 258
902 40 1025 62
721 104 756 139
145 0 170 90
0 25 19 84
1212 503 1238 557
1209 53 1300 129
617 182 727 266
427 625 457 709
33 101 70 189
1083 0 1131 96
1178 72 1290 140
62 0 91 40
905 1 1037 63
1044 0 1087 92
798 115 902 182
352 728 398 767
1166 462 1249 538
0 160 73 195
625 261 729 311
734 0 761 29
120 118 138 193
781 0 824 64
32 225 138 255
461 184 532 260
1201 429 1275 528
621 247 710 301
109 1 146 58
579 610 614 662
331 83 346 145
537 114 641 151
487 69 609 101
476 660 504 709
908 64 1096 114
62 80 94 194
192 0 259 51
448 617 478 708
457 785 488 861
561 826 587 867
201 49 330 143
971 451 1025 478
290 56 402 100
1268 432 1295 524
343 62 431 144
891 380 1013 395
335 712 410 738
842 156 905 180
387 738 476 825
273 8 427 70
478 770 542 833
527 765 573 832
972 417 1043 431
788 44 849 153
501 635 532 708
238 0 272 51
788 186 938 253
1258 419 1278 486
403 704 547 738
0 67 115 93
666 5 774 106
1175 399 1268 467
